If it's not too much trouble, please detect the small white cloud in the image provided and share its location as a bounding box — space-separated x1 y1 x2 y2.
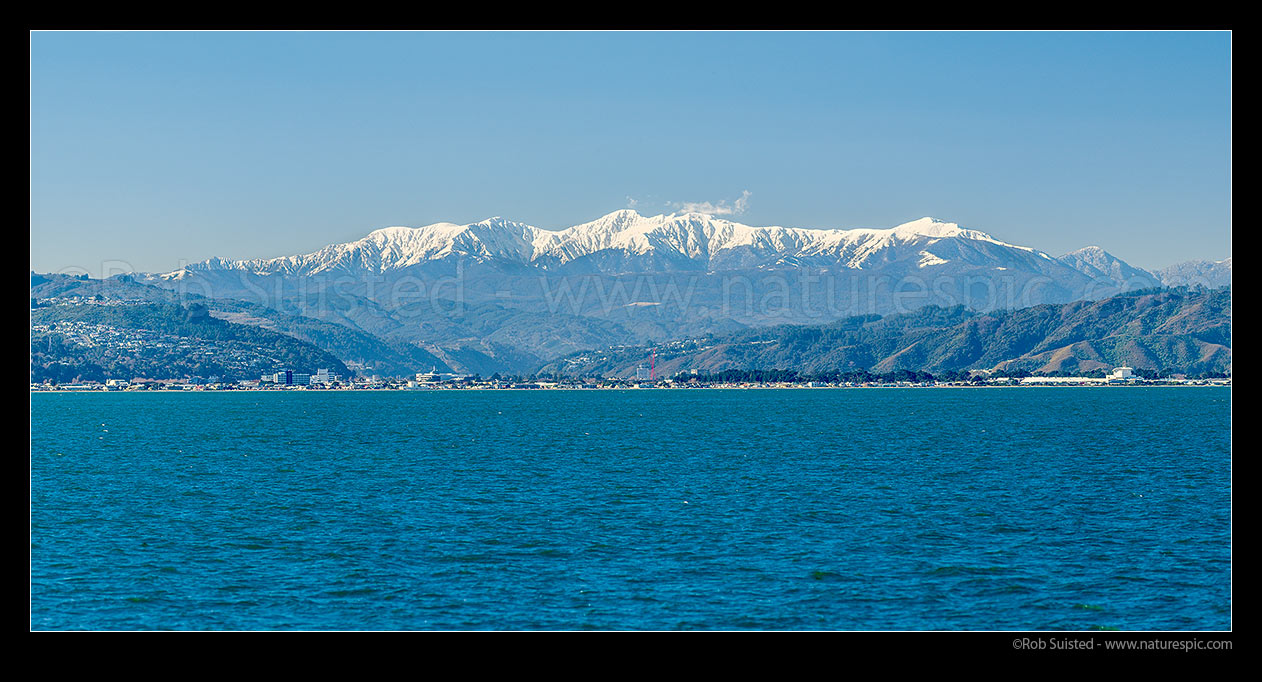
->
671 190 752 216
625 196 639 209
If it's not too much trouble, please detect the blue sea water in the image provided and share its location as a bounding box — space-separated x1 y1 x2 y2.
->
30 387 1231 630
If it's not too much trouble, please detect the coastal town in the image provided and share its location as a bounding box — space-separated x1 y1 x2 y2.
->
29 364 1231 392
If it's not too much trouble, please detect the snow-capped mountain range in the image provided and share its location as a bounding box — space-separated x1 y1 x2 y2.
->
169 211 1057 277
122 209 1229 375
162 210 1226 290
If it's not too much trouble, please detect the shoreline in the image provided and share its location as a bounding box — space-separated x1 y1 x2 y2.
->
30 382 1232 393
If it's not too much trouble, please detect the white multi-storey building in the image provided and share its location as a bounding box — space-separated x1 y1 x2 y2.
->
310 368 339 385
1110 366 1136 381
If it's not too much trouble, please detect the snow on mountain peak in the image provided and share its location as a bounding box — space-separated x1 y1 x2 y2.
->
1057 245 1159 286
891 217 965 238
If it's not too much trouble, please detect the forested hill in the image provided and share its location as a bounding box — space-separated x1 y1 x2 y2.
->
538 287 1231 378
30 301 350 384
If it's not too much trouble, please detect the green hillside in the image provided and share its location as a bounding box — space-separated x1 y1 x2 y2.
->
537 288 1231 378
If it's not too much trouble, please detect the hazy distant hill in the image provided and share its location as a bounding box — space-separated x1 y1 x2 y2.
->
32 272 185 301
1056 246 1161 290
1156 258 1232 288
538 288 1231 378
201 299 457 377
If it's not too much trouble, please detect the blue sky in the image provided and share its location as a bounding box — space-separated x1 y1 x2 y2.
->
30 31 1231 274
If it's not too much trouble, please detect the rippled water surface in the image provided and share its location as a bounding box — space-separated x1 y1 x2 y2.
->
30 388 1231 630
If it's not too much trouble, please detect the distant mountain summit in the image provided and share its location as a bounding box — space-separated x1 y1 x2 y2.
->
1156 257 1232 288
1057 246 1161 290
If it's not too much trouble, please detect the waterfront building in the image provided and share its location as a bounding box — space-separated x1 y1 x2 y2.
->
1019 376 1107 385
310 368 338 385
1110 366 1137 381
261 369 311 385
416 368 466 383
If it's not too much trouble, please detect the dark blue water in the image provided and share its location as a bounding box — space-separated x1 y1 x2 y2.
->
30 388 1231 630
